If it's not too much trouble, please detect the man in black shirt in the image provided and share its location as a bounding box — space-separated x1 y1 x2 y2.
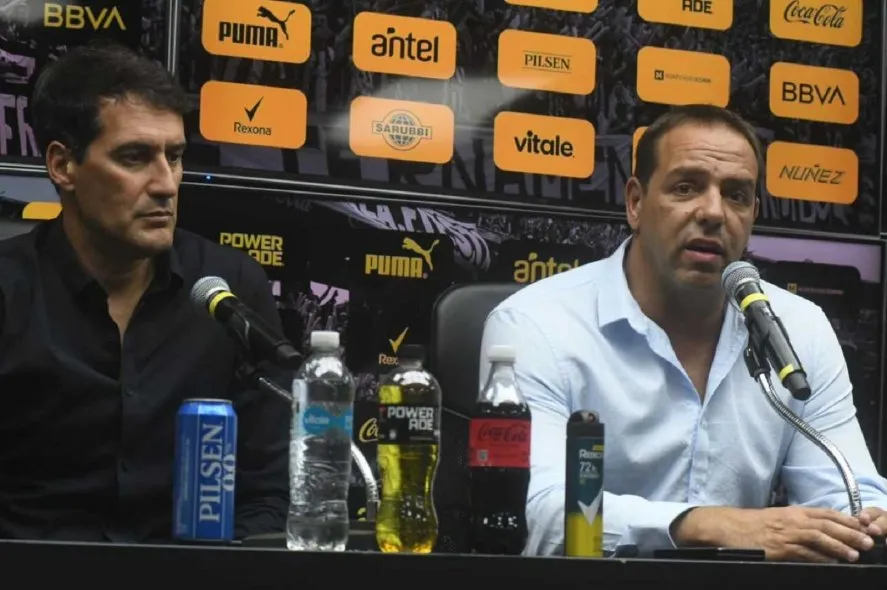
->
0 43 290 541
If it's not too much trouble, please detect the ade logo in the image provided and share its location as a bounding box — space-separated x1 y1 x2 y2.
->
769 62 858 125
637 0 734 31
494 112 595 179
201 0 311 64
199 81 307 150
353 12 456 80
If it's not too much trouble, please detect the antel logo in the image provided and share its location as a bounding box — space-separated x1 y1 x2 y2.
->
632 127 648 174
636 46 730 107
770 0 862 47
494 112 595 179
352 12 457 80
638 0 734 31
350 96 454 164
201 0 311 64
769 62 858 125
504 0 598 13
497 29 597 96
766 140 858 205
199 81 307 150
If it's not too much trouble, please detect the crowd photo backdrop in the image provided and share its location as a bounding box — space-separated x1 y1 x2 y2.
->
0 0 885 553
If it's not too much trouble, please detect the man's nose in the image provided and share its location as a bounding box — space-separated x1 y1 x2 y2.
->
695 188 726 226
148 157 178 199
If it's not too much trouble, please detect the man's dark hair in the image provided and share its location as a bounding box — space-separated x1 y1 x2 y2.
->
634 104 765 195
31 41 191 162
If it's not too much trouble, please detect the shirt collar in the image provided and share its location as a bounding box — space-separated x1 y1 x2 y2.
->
42 217 184 298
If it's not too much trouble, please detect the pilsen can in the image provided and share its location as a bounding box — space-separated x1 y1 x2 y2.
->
173 398 238 542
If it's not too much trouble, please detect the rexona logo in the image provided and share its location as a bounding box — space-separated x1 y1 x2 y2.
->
769 62 858 125
350 96 454 164
200 81 307 149
637 46 730 107
514 253 580 284
201 0 311 64
44 3 126 30
364 237 440 280
494 112 595 179
770 0 861 47
379 326 409 367
497 30 596 96
638 0 733 31
353 12 456 79
505 0 599 13
766 140 858 205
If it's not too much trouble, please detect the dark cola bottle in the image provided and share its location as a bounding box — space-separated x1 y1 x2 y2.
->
468 344 531 555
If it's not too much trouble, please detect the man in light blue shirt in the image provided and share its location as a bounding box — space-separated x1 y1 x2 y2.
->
479 105 887 563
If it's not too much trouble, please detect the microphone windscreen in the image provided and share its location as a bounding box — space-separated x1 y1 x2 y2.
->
721 261 760 298
190 276 231 308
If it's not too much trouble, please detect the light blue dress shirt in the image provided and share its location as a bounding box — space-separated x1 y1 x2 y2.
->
479 238 887 557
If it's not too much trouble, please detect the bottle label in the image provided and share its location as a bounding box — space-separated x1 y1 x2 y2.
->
468 418 531 468
301 404 354 436
377 404 440 444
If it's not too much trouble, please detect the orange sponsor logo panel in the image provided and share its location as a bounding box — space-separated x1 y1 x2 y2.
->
352 12 457 79
769 62 858 125
201 0 311 63
349 97 455 165
199 81 307 150
497 30 597 96
632 127 648 174
766 141 858 205
638 0 734 31
504 0 598 13
493 112 595 179
769 0 862 47
636 46 731 107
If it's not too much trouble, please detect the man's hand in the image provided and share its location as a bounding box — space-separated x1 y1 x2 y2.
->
858 507 887 538
673 506 875 563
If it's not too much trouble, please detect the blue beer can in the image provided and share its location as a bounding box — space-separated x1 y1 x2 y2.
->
173 398 238 542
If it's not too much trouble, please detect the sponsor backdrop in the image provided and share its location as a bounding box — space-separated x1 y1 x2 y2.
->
1 1 881 235
174 0 882 235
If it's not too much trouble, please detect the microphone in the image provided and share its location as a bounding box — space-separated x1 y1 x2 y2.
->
191 276 302 369
722 261 812 401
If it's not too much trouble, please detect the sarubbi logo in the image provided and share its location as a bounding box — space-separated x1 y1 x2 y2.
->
766 140 858 205
353 12 457 79
769 0 861 47
769 62 858 125
514 253 580 284
350 96 454 164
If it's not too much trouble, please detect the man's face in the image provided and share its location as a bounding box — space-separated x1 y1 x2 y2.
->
625 121 759 292
59 96 186 258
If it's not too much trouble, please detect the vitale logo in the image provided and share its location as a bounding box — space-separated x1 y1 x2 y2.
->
514 131 574 158
494 112 595 179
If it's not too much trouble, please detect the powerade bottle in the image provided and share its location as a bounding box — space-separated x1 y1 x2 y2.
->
287 331 355 551
375 344 442 553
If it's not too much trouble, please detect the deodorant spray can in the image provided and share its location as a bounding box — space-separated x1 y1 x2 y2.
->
564 410 604 557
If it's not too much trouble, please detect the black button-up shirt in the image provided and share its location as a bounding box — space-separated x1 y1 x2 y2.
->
0 219 290 542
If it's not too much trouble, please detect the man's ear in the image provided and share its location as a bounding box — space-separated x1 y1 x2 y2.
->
625 177 644 233
45 141 76 193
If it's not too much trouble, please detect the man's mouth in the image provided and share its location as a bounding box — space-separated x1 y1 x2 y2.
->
684 239 724 262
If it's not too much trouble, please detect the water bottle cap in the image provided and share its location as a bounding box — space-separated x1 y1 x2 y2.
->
310 330 339 350
488 344 516 363
398 344 425 362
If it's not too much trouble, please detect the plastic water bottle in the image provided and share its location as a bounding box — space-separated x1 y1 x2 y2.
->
287 331 355 551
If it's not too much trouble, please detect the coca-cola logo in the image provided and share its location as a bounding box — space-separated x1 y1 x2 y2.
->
783 1 846 29
477 421 530 444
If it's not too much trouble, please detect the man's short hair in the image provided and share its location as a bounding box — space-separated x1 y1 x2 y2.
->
31 41 191 162
634 105 765 195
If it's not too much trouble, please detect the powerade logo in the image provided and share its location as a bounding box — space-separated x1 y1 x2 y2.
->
302 405 353 436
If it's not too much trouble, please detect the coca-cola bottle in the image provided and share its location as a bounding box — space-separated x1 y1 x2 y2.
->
468 344 531 555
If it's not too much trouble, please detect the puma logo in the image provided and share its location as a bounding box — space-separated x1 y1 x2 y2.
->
388 326 409 354
256 6 296 40
402 237 439 271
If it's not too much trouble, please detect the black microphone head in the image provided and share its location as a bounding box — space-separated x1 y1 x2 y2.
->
191 276 231 309
722 260 760 299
